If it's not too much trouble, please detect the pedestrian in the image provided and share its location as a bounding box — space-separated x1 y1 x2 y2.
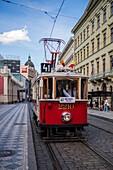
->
104 98 108 112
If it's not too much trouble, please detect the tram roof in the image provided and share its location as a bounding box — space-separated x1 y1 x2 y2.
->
36 72 88 80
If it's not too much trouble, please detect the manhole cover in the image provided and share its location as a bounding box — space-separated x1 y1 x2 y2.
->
0 150 15 157
14 123 26 125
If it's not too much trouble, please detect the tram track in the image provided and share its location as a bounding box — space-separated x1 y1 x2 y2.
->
29 103 113 169
89 123 113 135
82 141 113 167
46 142 62 170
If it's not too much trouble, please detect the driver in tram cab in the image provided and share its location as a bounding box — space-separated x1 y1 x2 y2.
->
56 83 70 98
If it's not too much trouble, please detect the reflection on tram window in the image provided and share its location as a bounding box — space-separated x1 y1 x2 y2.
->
81 79 87 99
56 79 78 98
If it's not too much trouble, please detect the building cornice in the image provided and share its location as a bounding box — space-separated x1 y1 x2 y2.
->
71 0 101 34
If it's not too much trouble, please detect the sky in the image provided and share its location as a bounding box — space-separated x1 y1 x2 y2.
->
0 0 90 73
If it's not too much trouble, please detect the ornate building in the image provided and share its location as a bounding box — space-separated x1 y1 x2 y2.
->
72 0 113 109
20 55 36 99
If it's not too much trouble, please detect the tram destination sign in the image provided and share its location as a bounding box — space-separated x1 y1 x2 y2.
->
59 97 75 103
41 63 51 73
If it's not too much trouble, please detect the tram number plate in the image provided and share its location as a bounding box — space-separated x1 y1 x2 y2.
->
58 104 74 110
59 97 75 103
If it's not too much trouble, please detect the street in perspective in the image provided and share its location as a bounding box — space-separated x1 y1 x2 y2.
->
0 0 113 169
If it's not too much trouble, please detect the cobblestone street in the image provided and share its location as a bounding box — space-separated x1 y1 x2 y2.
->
0 103 36 170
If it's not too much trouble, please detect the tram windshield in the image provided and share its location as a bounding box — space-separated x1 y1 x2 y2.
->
56 79 78 98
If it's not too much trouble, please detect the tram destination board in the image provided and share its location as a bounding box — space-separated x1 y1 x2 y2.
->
41 63 51 73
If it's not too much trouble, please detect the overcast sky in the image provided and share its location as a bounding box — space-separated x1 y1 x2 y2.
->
0 0 90 72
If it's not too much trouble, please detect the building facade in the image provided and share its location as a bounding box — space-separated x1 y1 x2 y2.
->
58 37 74 67
72 0 113 109
0 66 23 104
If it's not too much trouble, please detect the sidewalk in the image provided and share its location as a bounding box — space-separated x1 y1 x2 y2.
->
88 108 113 121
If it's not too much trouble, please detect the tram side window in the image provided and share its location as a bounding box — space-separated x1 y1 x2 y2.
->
48 78 52 98
43 78 52 99
56 79 78 98
81 79 87 99
43 79 47 98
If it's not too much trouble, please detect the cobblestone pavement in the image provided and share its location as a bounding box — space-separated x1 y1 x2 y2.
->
0 102 37 170
50 141 113 170
88 109 113 121
28 103 54 170
29 103 113 170
86 115 113 164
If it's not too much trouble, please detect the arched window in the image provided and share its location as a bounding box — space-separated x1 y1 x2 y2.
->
102 83 106 92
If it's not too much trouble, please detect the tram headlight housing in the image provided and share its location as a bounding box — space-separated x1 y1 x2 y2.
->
62 112 72 122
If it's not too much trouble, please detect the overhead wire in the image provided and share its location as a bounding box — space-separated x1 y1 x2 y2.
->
50 0 66 38
1 0 79 20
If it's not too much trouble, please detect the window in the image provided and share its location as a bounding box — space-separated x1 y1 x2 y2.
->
111 28 113 42
87 26 89 38
81 50 82 61
111 2 113 16
78 52 79 63
92 42 94 54
87 45 89 57
104 9 106 22
103 33 106 47
84 30 86 41
83 68 85 75
56 79 78 98
81 33 82 43
87 66 89 76
97 37 100 50
110 55 113 70
84 48 85 59
81 79 87 99
103 59 105 72
97 61 99 74
43 78 52 99
75 39 77 48
97 15 100 28
92 21 94 33
78 36 79 46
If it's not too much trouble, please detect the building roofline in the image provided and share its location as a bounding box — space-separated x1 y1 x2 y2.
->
71 0 100 34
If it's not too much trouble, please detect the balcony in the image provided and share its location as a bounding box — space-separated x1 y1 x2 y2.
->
89 69 113 83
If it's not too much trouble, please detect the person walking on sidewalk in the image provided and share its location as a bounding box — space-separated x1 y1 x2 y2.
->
104 98 108 112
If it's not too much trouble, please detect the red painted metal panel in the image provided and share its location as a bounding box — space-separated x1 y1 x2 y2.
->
40 101 87 125
0 76 4 94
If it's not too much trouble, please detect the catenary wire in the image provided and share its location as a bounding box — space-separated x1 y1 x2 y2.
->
50 0 66 38
1 0 79 20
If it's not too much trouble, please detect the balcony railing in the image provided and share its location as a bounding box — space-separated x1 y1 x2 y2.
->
89 69 113 80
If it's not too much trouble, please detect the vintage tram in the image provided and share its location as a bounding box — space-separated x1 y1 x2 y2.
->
33 66 88 139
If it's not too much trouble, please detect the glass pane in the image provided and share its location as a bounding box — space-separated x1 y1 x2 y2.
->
56 79 78 98
44 79 47 98
81 79 86 99
48 78 52 98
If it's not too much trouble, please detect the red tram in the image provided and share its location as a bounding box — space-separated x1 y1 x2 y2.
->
33 68 88 139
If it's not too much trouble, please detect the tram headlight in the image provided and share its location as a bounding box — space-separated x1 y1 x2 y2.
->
62 112 72 122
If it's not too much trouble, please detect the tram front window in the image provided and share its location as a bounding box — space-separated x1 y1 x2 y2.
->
56 79 78 98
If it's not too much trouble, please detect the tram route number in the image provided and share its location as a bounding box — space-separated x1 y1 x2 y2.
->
58 104 74 110
41 63 51 73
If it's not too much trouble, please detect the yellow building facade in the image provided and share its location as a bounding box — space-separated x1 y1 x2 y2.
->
72 0 113 109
